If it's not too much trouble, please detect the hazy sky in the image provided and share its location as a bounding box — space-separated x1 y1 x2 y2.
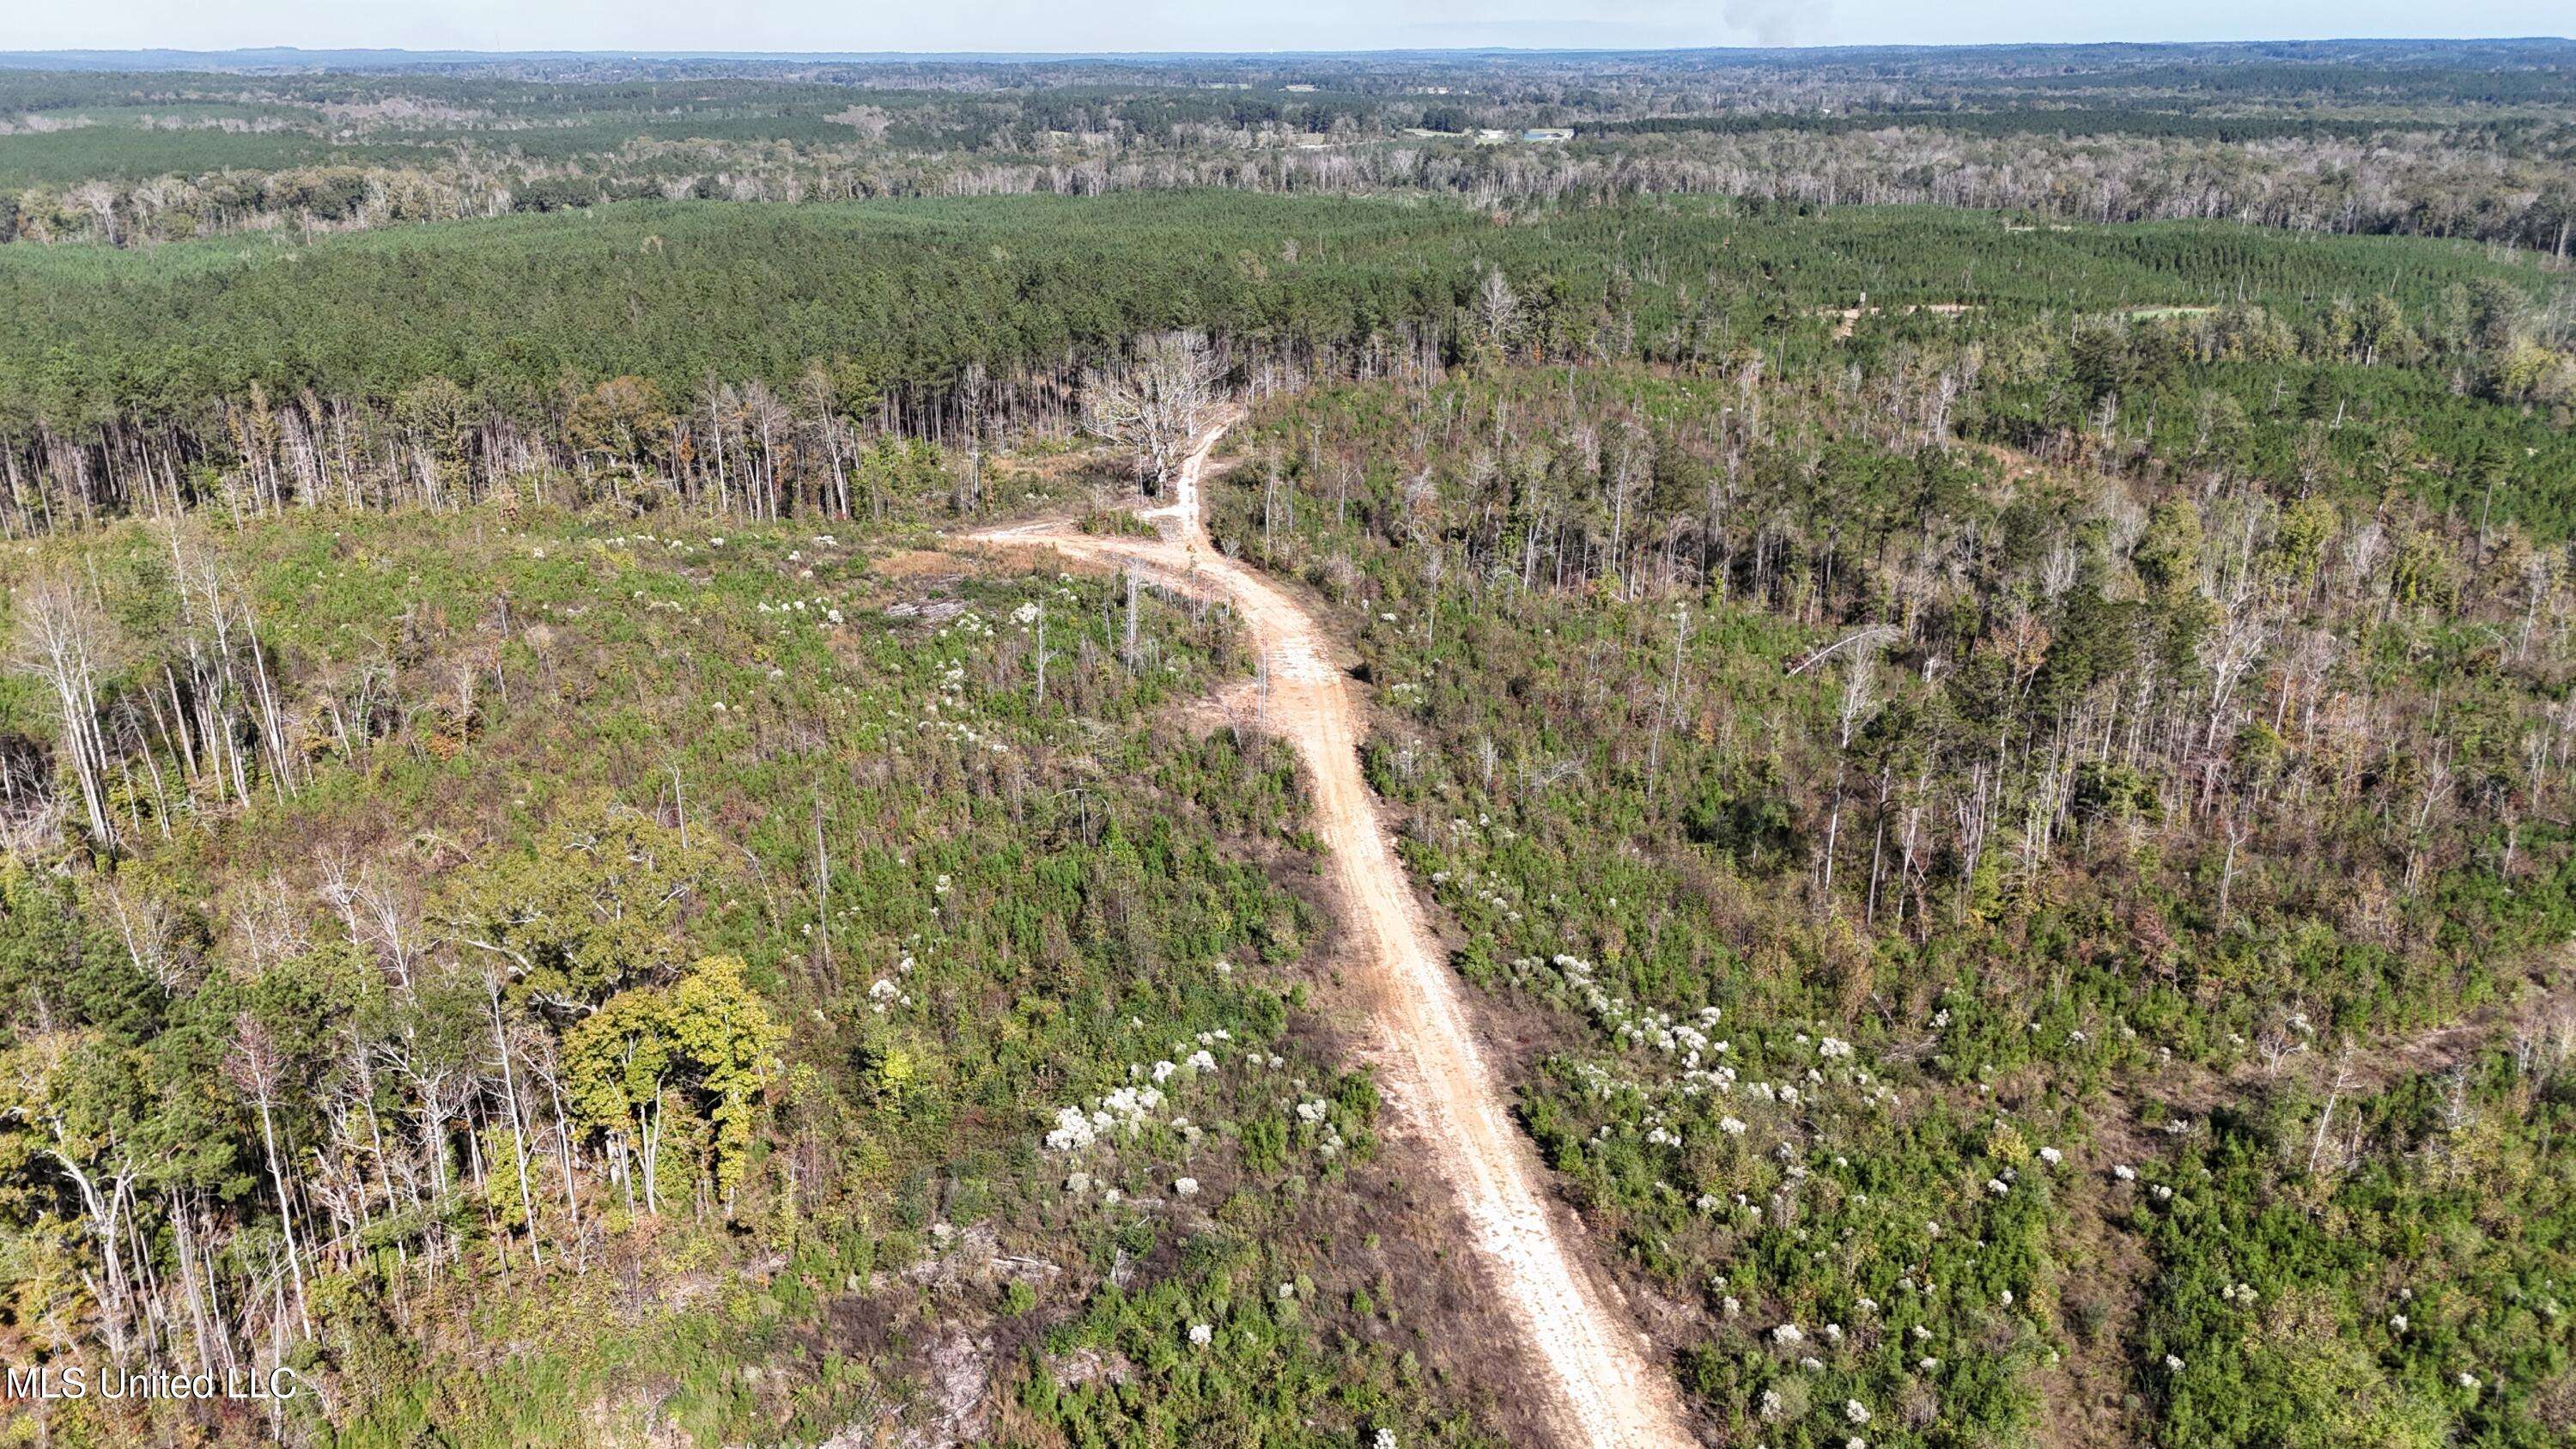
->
12 1 2571 53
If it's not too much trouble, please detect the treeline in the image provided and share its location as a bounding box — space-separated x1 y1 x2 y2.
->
4 366 1022 538
1960 285 2576 534
3 46 2571 256
1585 107 2520 145
1596 129 2576 258
0 195 1544 533
8 123 2570 259
1218 301 2576 1029
6 195 2564 548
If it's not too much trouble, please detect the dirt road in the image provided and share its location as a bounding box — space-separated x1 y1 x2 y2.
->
970 417 1695 1447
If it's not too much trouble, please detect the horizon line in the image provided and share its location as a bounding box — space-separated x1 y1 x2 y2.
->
4 36 2573 63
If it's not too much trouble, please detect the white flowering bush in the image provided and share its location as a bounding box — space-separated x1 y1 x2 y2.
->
2116 1052 2576 1446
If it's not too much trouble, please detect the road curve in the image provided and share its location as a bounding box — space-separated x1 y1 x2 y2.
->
969 415 1697 1448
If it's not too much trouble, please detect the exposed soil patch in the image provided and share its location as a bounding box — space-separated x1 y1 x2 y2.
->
1819 301 1978 340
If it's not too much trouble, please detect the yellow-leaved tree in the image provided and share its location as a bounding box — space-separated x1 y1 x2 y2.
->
565 956 784 1221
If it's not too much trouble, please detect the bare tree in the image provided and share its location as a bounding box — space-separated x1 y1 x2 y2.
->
2309 1046 2356 1175
98 878 197 995
957 361 991 514
2255 1017 2310 1075
1082 330 1223 491
482 973 544 1267
1474 268 1522 360
1820 653 1880 898
9 572 120 848
225 1014 313 1337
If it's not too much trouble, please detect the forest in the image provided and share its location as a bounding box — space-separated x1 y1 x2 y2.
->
0 40 2573 256
0 37 2573 1449
1 193 2568 539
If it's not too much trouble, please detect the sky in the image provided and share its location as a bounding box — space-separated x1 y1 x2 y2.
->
9 1 2571 54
